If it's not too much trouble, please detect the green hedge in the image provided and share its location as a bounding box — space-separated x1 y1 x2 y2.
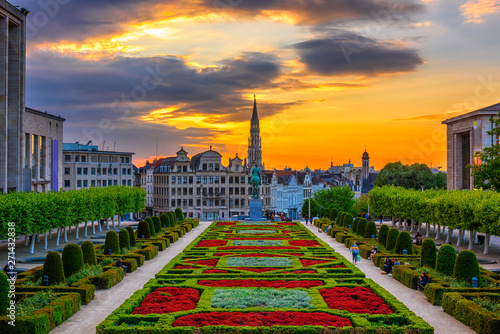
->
137 221 151 239
378 224 389 245
454 250 480 283
385 228 400 251
104 231 120 255
356 218 368 236
436 244 456 276
62 243 84 278
420 238 437 269
81 241 97 266
43 251 65 285
363 221 377 239
394 231 413 255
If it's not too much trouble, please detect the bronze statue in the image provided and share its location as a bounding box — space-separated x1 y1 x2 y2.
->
250 166 261 198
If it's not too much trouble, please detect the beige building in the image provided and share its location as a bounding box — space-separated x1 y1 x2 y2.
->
0 2 27 193
62 142 134 190
443 103 499 190
24 108 64 192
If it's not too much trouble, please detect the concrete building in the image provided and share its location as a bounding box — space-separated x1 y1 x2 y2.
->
443 103 499 190
24 108 64 192
62 142 134 190
0 2 27 193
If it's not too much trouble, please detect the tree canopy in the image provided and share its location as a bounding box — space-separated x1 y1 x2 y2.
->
374 161 447 190
301 198 320 217
312 186 355 217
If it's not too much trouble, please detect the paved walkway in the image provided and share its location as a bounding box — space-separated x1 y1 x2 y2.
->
50 221 212 334
303 222 475 334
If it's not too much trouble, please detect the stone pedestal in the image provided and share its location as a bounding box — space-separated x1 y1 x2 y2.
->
249 197 263 221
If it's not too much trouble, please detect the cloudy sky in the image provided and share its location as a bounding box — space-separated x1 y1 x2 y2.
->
22 0 500 170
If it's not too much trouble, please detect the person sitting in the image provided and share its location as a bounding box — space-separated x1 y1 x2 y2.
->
418 272 431 288
369 246 378 261
416 235 423 246
393 258 401 266
116 258 127 275
382 256 393 275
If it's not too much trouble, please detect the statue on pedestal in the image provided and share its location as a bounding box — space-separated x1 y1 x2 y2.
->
250 166 261 198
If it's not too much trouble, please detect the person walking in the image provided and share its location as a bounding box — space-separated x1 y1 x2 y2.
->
271 214 275 222
350 242 360 265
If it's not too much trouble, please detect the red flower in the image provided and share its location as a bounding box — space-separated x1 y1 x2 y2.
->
198 279 324 288
132 287 200 314
213 253 234 257
300 259 332 267
203 269 230 274
319 286 393 315
185 259 218 267
330 264 346 268
282 270 316 274
279 223 297 226
217 222 236 226
172 311 352 327
226 237 290 240
282 230 293 234
289 240 321 247
218 246 299 250
196 240 227 247
173 265 196 269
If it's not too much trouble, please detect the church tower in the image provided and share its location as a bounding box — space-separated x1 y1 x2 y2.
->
247 95 262 168
362 148 370 179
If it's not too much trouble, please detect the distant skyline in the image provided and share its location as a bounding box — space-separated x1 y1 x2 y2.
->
22 0 500 170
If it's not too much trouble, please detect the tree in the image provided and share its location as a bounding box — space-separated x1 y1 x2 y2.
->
353 196 369 216
374 162 446 190
470 112 500 191
312 186 355 217
301 198 320 217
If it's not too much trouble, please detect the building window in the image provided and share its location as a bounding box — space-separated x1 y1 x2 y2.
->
183 165 187 172
102 168 107 175
122 180 126 186
64 167 70 175
189 176 193 184
65 155 71 162
241 199 245 206
64 180 70 187
235 177 239 184
83 180 88 187
209 176 213 184
128 168 131 175
229 187 233 195
171 199 176 207
91 180 96 187
176 176 180 184
83 168 88 175
196 176 201 183
77 180 82 188
183 188 188 195
241 187 245 195
235 199 239 206
189 199 193 206
81 156 86 163
91 168 96 175
235 188 239 195
241 176 245 184
183 199 187 207
103 180 107 187
108 169 112 175
171 176 176 184
215 200 219 206
221 199 225 206
202 176 207 184
122 168 126 174
215 176 219 184
221 176 225 184
177 199 181 206
97 168 101 175
189 188 193 195
121 157 124 163
114 180 118 185
125 157 130 163
202 163 207 171
183 176 187 184
127 180 131 186
75 155 80 162
77 167 82 175
215 163 220 171
113 168 117 175
209 163 213 171
229 176 233 184
235 166 239 171
209 200 213 206
196 199 200 206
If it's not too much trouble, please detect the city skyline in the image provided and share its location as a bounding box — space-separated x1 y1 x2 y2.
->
22 0 500 170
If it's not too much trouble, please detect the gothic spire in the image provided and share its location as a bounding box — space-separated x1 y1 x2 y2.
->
251 95 258 121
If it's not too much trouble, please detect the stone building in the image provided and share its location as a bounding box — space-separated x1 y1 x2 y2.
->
24 108 64 192
0 2 27 193
248 96 263 169
62 142 134 190
443 103 499 190
360 149 378 196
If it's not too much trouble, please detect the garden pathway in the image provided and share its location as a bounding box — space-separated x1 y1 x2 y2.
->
304 223 476 334
50 221 212 334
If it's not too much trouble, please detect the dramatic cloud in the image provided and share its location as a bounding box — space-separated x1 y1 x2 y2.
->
292 31 424 77
461 0 500 23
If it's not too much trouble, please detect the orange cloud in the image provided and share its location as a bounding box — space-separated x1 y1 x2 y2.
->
461 0 500 23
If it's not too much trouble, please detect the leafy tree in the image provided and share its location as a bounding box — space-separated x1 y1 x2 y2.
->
356 218 368 236
312 186 355 217
385 228 400 251
470 112 500 191
374 162 446 190
301 198 320 217
353 196 369 216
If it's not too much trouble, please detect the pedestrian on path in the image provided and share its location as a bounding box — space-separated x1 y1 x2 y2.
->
350 242 360 265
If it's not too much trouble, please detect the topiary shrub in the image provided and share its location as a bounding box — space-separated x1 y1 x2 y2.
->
160 213 169 228
175 208 184 222
436 244 456 276
145 217 155 236
329 208 338 222
119 229 130 250
454 250 480 283
104 230 120 254
378 224 389 246
394 231 413 254
62 243 84 278
421 238 437 268
43 251 65 285
0 271 9 315
364 221 378 239
152 216 161 233
343 213 353 228
81 241 97 266
357 218 368 236
169 211 176 226
352 217 360 232
126 226 136 246
137 221 151 239
385 227 400 251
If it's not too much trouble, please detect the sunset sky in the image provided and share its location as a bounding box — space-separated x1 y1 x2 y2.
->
23 0 500 170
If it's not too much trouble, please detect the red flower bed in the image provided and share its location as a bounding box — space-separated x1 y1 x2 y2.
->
213 253 234 257
172 311 352 327
216 222 236 226
289 240 321 247
218 246 299 250
282 270 316 274
185 259 218 267
300 259 332 267
285 253 304 256
234 267 281 273
225 253 288 258
203 269 230 274
196 240 227 247
132 287 200 314
282 230 293 234
226 237 289 240
279 223 296 226
319 286 393 314
219 231 233 233
330 264 346 268
198 279 324 288
173 265 196 269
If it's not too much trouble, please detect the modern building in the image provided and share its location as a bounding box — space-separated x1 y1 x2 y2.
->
0 2 27 193
442 103 499 190
24 108 64 192
62 142 134 190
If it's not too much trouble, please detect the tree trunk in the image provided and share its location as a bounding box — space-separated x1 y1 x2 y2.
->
92 221 96 234
468 230 474 250
44 231 48 250
68 225 72 234
425 222 430 237
56 228 61 246
445 228 452 243
49 229 52 239
391 216 396 226
98 219 102 232
456 230 462 247
84 221 88 237
29 233 37 254
75 223 79 240
63 226 68 243
25 234 29 246
484 234 491 254
106 218 110 230
433 223 436 233
435 225 441 240
112 215 116 228
409 220 414 233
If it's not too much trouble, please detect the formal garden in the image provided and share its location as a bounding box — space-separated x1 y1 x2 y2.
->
97 221 432 333
0 186 199 334
316 186 500 334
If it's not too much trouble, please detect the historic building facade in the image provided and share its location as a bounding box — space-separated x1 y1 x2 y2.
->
62 142 134 190
443 103 499 190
